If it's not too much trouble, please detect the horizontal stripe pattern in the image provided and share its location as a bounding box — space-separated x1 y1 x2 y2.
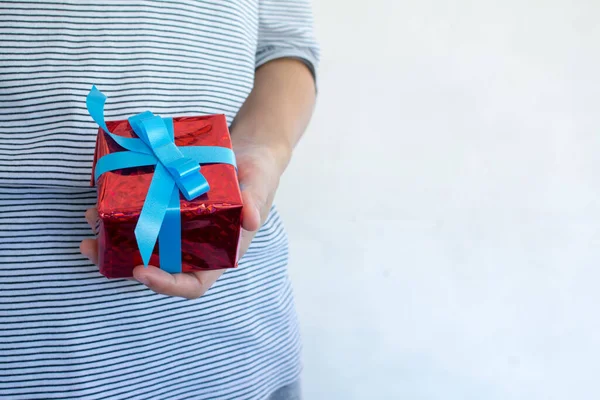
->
0 1 318 399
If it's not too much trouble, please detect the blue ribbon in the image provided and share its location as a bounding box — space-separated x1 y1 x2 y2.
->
86 86 236 272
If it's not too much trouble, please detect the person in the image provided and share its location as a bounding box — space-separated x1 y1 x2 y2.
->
0 1 319 399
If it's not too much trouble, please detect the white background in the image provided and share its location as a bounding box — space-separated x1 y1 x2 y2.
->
277 1 600 399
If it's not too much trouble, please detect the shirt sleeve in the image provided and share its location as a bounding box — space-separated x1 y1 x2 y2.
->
255 0 320 82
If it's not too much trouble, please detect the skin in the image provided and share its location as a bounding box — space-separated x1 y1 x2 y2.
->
80 58 317 299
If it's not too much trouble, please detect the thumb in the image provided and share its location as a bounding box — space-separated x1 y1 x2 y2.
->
234 147 282 232
241 183 267 232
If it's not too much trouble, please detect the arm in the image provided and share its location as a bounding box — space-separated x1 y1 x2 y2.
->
230 57 317 233
233 58 316 171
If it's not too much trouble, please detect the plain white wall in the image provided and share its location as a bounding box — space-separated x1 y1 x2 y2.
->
276 1 600 399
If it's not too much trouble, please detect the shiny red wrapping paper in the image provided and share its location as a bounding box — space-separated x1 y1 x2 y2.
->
91 115 243 279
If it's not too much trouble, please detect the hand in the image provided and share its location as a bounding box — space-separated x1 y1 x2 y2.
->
80 142 288 299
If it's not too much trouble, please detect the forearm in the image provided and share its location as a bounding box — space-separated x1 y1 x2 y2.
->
230 58 317 173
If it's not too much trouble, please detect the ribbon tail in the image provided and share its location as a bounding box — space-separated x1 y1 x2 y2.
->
86 85 152 154
134 164 175 266
158 187 183 273
86 85 112 135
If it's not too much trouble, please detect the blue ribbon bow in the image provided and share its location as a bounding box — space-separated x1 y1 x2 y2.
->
86 86 236 273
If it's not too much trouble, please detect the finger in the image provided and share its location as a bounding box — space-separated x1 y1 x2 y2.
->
80 238 99 265
240 173 275 232
133 265 224 299
85 207 99 231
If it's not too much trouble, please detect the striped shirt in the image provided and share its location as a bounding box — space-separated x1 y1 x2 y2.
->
0 1 319 399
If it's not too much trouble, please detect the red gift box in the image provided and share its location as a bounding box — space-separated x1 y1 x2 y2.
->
91 115 243 279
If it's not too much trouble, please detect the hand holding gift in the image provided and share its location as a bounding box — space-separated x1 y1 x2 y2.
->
81 144 282 299
80 86 283 298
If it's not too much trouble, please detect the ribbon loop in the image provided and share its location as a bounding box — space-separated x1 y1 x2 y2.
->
165 157 210 200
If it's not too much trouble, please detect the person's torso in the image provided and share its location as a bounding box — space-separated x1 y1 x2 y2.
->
0 5 302 399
